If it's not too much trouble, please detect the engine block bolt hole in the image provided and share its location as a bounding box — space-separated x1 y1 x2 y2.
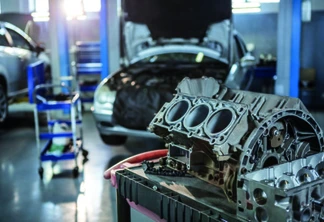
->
166 100 189 123
205 109 233 135
279 180 290 190
255 207 268 222
253 188 267 205
241 167 247 174
184 105 209 128
300 208 311 222
298 173 311 183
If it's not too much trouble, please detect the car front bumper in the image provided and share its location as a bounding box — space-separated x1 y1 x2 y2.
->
92 110 157 138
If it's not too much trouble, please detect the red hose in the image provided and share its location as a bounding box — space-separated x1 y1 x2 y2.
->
104 149 168 179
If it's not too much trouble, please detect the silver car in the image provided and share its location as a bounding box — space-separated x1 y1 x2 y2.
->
0 21 50 122
93 0 256 145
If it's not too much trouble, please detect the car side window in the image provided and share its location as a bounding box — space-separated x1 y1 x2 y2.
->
234 34 248 59
234 35 245 59
6 28 32 50
232 37 240 62
0 33 10 47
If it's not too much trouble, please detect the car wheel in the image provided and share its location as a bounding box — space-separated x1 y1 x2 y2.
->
100 134 127 145
0 84 8 123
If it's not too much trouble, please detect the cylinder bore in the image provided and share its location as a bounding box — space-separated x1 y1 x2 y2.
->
184 104 210 129
253 188 267 205
255 207 268 222
300 208 311 222
205 109 233 135
166 100 190 123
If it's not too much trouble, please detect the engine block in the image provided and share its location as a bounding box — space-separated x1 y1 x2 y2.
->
148 77 324 221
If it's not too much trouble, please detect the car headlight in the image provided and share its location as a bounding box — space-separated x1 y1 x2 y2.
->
95 82 116 106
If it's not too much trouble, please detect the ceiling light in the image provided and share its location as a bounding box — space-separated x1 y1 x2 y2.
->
232 8 261 13
232 2 261 8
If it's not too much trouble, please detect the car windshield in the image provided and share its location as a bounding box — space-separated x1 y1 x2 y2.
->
139 52 221 64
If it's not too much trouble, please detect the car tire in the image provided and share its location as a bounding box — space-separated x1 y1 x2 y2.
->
100 134 127 146
0 84 8 123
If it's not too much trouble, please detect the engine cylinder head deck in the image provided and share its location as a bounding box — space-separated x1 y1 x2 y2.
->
149 77 324 221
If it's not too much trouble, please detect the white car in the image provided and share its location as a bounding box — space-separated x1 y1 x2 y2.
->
93 0 256 145
0 21 50 122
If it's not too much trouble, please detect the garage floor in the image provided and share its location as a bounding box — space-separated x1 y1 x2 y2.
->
0 110 164 222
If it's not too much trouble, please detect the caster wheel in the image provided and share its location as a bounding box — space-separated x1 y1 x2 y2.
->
73 167 79 178
38 167 44 179
82 149 89 158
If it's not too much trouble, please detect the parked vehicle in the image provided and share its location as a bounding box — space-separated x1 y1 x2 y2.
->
93 0 256 145
0 21 50 122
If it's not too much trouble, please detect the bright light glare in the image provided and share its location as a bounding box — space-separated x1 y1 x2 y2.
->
195 52 204 63
233 0 279 3
83 0 101 12
259 0 279 2
32 16 50 22
232 2 260 8
35 0 49 12
31 12 50 22
64 0 84 19
232 8 261 14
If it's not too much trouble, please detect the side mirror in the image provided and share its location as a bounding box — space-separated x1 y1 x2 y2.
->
240 54 256 68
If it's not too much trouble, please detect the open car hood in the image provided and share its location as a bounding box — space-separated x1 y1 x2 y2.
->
121 0 232 65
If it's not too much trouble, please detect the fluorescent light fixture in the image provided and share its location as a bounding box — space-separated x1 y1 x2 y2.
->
64 0 85 19
232 8 261 13
83 0 101 12
31 12 50 22
31 12 50 17
259 0 279 2
32 17 50 22
232 2 260 8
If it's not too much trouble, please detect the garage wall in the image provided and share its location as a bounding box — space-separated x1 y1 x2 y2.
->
67 19 100 44
301 11 324 102
233 13 278 61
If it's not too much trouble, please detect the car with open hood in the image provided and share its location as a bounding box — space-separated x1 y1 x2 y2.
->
93 0 256 145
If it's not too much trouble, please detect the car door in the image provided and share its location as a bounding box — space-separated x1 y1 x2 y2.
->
5 27 35 91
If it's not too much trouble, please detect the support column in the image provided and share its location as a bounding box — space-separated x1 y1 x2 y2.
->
49 0 70 85
275 0 302 97
100 0 120 79
100 0 109 80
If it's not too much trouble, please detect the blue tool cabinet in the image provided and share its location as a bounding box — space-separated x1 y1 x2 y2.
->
75 41 102 104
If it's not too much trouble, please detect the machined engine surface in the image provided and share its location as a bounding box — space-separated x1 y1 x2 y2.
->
148 77 324 221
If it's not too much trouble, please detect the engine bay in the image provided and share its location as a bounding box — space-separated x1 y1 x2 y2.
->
109 65 228 130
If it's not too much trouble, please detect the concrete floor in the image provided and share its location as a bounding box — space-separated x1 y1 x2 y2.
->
0 110 163 222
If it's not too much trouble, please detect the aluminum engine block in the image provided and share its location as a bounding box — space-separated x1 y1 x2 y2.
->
148 77 324 222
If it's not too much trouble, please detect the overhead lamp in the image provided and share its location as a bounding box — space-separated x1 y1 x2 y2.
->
64 0 85 20
232 2 261 9
31 12 50 22
232 1 261 14
302 0 312 22
259 0 280 2
232 8 261 14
